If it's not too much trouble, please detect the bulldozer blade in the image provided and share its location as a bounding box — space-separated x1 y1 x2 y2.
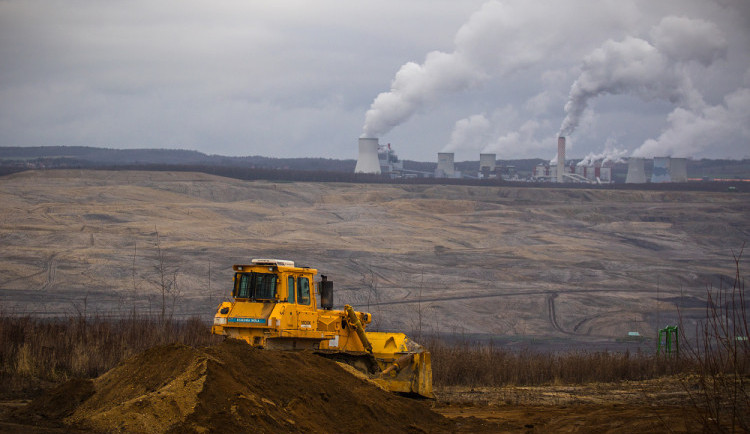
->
372 351 434 399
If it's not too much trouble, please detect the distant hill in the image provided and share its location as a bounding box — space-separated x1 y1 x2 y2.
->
1 146 748 181
0 146 208 164
0 146 357 171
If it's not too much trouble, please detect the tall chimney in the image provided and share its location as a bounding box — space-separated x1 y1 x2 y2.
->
557 137 566 183
354 138 381 174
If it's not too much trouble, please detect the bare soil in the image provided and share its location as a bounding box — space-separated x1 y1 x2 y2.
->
434 377 701 433
1 170 748 346
0 340 701 433
4 340 461 433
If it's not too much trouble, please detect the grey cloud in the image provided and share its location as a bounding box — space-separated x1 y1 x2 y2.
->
1 0 748 161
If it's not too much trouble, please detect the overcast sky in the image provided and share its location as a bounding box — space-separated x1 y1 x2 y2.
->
1 0 749 162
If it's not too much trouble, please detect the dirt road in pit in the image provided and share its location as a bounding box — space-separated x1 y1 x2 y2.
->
434 377 705 433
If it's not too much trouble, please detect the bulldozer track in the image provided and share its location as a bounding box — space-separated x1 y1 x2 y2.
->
546 292 568 334
572 310 625 334
346 258 397 287
40 253 58 291
0 269 46 287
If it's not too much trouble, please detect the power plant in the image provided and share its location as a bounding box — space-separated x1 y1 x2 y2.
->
354 136 698 184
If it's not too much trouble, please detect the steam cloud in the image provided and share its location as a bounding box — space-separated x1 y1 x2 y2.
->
559 16 727 138
361 51 485 138
360 1 746 160
442 114 491 152
361 0 601 138
633 86 750 157
576 139 629 166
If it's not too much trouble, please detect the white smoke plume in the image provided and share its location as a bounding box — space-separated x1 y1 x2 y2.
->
484 119 552 160
577 139 629 166
442 114 491 152
360 2 495 138
361 0 629 139
558 16 727 137
632 86 750 157
361 51 486 138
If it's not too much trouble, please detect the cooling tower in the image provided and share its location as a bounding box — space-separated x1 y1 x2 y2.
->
436 152 455 177
651 157 671 183
479 153 496 171
669 158 688 182
354 138 381 174
479 153 496 178
625 158 646 184
557 137 565 183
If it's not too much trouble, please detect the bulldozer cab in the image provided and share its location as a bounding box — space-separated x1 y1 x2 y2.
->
231 259 317 303
216 259 322 344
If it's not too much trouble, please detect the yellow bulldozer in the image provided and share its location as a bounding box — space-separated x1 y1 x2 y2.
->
211 258 433 398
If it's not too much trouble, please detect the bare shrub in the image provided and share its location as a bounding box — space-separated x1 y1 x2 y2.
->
680 246 749 432
427 335 690 388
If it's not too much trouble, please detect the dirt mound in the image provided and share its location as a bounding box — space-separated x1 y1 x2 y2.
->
21 340 453 433
21 378 95 421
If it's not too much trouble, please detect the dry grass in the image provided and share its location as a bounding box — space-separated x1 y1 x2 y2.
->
0 311 687 398
427 337 690 387
679 247 750 432
0 313 221 398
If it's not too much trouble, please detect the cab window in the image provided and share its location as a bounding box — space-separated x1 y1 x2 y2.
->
297 277 310 305
254 273 276 299
287 276 296 303
233 272 277 300
236 273 251 298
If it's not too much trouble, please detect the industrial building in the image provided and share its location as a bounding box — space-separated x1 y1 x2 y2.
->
530 137 613 184
378 143 403 176
532 162 612 184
